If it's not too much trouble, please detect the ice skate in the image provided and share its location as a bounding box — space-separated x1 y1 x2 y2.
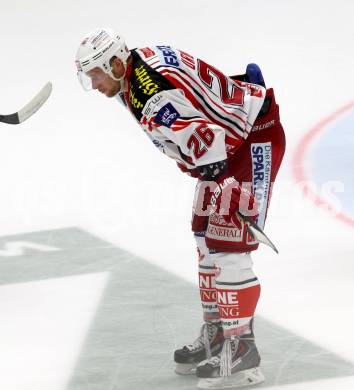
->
174 322 224 375
196 336 264 389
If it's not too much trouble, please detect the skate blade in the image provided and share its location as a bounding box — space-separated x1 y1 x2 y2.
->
175 363 197 375
197 367 265 389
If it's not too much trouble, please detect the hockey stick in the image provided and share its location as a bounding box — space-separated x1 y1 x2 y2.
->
0 82 52 125
237 213 279 254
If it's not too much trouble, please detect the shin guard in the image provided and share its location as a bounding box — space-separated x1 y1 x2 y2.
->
213 252 260 337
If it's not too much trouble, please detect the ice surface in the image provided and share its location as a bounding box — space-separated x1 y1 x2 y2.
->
0 228 353 390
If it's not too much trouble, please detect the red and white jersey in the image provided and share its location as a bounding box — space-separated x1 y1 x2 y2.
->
119 45 266 169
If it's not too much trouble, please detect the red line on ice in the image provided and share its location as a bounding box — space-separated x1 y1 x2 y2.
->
292 101 354 228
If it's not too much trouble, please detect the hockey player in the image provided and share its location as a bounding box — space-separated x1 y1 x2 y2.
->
75 28 286 389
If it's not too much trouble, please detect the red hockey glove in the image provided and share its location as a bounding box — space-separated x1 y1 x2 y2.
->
211 177 258 229
176 162 199 178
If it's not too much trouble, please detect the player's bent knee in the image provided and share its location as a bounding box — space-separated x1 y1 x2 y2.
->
212 252 256 283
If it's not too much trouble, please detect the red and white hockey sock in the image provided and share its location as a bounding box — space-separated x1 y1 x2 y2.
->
195 234 220 322
213 252 260 337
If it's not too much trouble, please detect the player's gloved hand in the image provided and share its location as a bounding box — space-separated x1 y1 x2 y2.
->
211 176 258 229
176 162 199 178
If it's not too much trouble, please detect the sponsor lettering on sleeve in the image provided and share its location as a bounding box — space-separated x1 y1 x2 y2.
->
142 93 164 118
155 45 180 67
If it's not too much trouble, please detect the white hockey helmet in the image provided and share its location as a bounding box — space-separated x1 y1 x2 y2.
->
75 28 130 91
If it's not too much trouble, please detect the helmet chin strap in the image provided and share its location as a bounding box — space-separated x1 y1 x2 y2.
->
108 59 127 92
113 74 126 92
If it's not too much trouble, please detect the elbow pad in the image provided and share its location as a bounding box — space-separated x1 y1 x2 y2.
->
197 159 228 181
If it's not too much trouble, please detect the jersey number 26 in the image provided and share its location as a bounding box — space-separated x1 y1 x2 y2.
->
187 124 215 159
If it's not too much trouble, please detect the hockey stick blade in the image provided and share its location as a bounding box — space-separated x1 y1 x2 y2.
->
0 82 52 125
237 213 279 254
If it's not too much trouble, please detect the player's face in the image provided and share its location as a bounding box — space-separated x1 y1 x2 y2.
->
86 67 120 98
